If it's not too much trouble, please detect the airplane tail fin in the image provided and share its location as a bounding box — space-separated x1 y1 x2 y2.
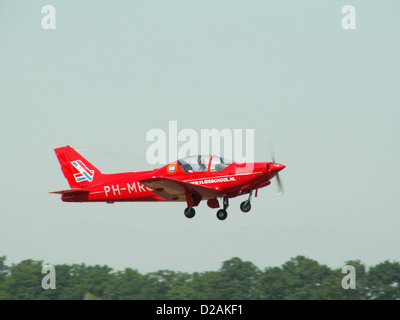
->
54 146 104 188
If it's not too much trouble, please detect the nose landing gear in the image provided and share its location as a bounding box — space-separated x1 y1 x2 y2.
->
240 200 251 213
240 191 252 213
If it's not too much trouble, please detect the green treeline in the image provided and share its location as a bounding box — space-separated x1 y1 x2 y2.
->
0 255 399 300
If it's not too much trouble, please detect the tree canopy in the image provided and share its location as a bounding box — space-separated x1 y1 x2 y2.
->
0 255 399 300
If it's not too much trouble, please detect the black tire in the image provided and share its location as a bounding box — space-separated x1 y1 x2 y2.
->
240 201 251 213
216 209 228 221
184 207 195 219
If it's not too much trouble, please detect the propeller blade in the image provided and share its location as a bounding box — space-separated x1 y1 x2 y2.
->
275 172 284 196
268 145 285 196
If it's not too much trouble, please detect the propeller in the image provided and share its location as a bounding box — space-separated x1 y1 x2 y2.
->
270 152 285 196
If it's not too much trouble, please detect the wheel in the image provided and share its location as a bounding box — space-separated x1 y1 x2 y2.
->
184 207 195 219
216 209 228 221
240 200 251 213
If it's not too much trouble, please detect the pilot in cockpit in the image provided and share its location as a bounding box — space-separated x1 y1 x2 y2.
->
191 156 207 172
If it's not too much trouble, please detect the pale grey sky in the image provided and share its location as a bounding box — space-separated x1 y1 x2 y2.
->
1 1 399 273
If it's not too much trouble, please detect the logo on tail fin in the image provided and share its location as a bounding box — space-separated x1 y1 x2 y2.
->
71 160 94 182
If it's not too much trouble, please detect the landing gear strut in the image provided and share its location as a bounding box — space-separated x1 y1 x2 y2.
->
223 196 229 210
184 207 195 219
240 191 252 213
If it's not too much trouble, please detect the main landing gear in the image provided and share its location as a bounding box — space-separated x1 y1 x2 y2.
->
184 193 253 221
216 196 229 221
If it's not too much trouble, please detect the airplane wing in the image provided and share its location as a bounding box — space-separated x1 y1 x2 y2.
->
139 177 221 202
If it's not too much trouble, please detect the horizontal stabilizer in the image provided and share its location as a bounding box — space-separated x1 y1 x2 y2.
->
50 189 89 195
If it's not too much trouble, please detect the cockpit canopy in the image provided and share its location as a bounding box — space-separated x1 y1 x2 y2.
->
178 155 233 173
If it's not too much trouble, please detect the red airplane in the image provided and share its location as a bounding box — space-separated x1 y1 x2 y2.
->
51 146 285 220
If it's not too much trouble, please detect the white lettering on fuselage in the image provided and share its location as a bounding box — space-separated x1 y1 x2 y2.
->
104 182 153 197
190 177 236 185
112 184 121 195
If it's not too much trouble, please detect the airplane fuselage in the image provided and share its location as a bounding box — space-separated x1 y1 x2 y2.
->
61 162 273 203
52 146 285 220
